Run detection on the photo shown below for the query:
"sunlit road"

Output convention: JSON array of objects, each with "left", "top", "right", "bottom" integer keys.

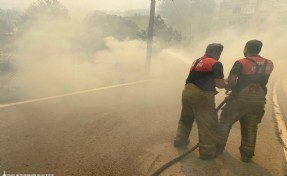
[
  {"left": 0, "top": 79, "right": 286, "bottom": 176},
  {"left": 276, "top": 76, "right": 287, "bottom": 128}
]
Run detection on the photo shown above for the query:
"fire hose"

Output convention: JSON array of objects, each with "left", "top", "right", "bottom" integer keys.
[{"left": 150, "top": 94, "right": 229, "bottom": 176}]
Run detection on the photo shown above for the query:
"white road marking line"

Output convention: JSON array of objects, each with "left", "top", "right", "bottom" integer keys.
[
  {"left": 282, "top": 76, "right": 287, "bottom": 97},
  {"left": 284, "top": 148, "right": 287, "bottom": 163},
  {"left": 0, "top": 80, "right": 149, "bottom": 108},
  {"left": 273, "top": 79, "right": 287, "bottom": 163}
]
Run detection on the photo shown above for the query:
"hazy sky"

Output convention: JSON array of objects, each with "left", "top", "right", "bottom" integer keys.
[{"left": 0, "top": 0, "right": 150, "bottom": 11}]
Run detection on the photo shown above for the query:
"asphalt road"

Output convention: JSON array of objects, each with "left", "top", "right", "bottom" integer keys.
[{"left": 0, "top": 79, "right": 286, "bottom": 176}]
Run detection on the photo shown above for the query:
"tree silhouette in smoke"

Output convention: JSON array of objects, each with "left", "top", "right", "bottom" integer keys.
[
  {"left": 23, "top": 0, "right": 68, "bottom": 21},
  {"left": 81, "top": 12, "right": 182, "bottom": 55},
  {"left": 158, "top": 0, "right": 216, "bottom": 43},
  {"left": 0, "top": 9, "right": 20, "bottom": 102},
  {"left": 87, "top": 11, "right": 140, "bottom": 41},
  {"left": 153, "top": 15, "right": 181, "bottom": 43},
  {"left": 138, "top": 15, "right": 182, "bottom": 44},
  {"left": 78, "top": 11, "right": 142, "bottom": 55},
  {"left": 0, "top": 9, "right": 21, "bottom": 49}
]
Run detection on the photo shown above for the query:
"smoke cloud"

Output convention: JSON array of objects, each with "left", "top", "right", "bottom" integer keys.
[
  {"left": 1, "top": 0, "right": 287, "bottom": 102},
  {"left": 9, "top": 15, "right": 149, "bottom": 99},
  {"left": 0, "top": 0, "right": 150, "bottom": 11}
]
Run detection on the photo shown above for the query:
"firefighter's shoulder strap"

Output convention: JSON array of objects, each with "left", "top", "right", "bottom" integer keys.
[
  {"left": 245, "top": 57, "right": 268, "bottom": 74},
  {"left": 232, "top": 58, "right": 268, "bottom": 96},
  {"left": 190, "top": 57, "right": 208, "bottom": 73}
]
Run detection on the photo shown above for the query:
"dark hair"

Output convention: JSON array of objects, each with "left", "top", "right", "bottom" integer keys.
[
  {"left": 245, "top": 40, "right": 263, "bottom": 54},
  {"left": 205, "top": 43, "right": 224, "bottom": 56}
]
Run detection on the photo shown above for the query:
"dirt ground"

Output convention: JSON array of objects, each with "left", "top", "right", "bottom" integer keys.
[{"left": 0, "top": 78, "right": 286, "bottom": 176}]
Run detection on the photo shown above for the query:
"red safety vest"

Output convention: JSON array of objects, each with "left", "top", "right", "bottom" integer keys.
[{"left": 232, "top": 56, "right": 273, "bottom": 96}]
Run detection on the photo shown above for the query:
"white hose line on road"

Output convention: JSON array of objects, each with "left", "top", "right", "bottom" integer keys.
[
  {"left": 0, "top": 80, "right": 149, "bottom": 109},
  {"left": 273, "top": 78, "right": 287, "bottom": 162}
]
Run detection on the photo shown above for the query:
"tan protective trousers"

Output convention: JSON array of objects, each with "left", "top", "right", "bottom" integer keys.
[
  {"left": 176, "top": 83, "right": 218, "bottom": 158},
  {"left": 217, "top": 96, "right": 265, "bottom": 158}
]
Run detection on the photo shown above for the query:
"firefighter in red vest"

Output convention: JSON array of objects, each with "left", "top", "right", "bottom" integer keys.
[
  {"left": 217, "top": 40, "right": 274, "bottom": 162},
  {"left": 174, "top": 43, "right": 228, "bottom": 160}
]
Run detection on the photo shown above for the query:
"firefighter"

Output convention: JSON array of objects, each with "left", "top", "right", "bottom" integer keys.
[
  {"left": 174, "top": 43, "right": 227, "bottom": 160},
  {"left": 217, "top": 40, "right": 274, "bottom": 163}
]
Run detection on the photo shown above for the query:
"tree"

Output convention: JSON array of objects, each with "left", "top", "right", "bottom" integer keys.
[
  {"left": 0, "top": 9, "right": 21, "bottom": 49},
  {"left": 154, "top": 15, "right": 182, "bottom": 43},
  {"left": 86, "top": 11, "right": 140, "bottom": 40},
  {"left": 138, "top": 15, "right": 182, "bottom": 44},
  {"left": 158, "top": 0, "right": 217, "bottom": 42},
  {"left": 79, "top": 11, "right": 142, "bottom": 54},
  {"left": 23, "top": 0, "right": 68, "bottom": 21}
]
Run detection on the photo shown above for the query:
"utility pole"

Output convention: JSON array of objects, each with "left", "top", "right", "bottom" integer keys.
[{"left": 145, "top": 0, "right": 156, "bottom": 75}]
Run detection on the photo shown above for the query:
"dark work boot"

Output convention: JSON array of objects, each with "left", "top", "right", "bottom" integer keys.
[
  {"left": 199, "top": 145, "right": 218, "bottom": 160},
  {"left": 173, "top": 122, "right": 191, "bottom": 147},
  {"left": 199, "top": 153, "right": 218, "bottom": 160},
  {"left": 241, "top": 156, "right": 252, "bottom": 163},
  {"left": 239, "top": 147, "right": 254, "bottom": 163},
  {"left": 240, "top": 152, "right": 253, "bottom": 163},
  {"left": 173, "top": 137, "right": 190, "bottom": 147},
  {"left": 216, "top": 144, "right": 225, "bottom": 155}
]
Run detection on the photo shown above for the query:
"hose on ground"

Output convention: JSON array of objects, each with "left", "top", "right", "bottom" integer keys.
[
  {"left": 151, "top": 143, "right": 199, "bottom": 176},
  {"left": 150, "top": 98, "right": 228, "bottom": 176}
]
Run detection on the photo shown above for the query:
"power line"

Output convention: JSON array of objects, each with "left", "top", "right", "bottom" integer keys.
[{"left": 171, "top": 0, "right": 185, "bottom": 19}]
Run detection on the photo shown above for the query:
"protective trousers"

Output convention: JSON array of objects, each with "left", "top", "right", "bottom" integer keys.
[
  {"left": 175, "top": 84, "right": 218, "bottom": 159},
  {"left": 217, "top": 97, "right": 265, "bottom": 159}
]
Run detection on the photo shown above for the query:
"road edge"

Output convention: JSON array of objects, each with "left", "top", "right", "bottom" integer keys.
[{"left": 272, "top": 77, "right": 287, "bottom": 167}]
